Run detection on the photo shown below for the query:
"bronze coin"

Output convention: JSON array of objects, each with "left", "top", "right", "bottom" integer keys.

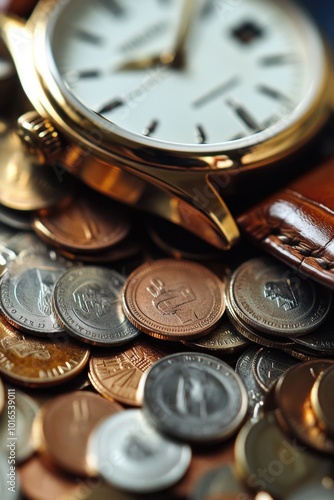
[
  {"left": 122, "top": 259, "right": 225, "bottom": 340},
  {"left": 89, "top": 337, "right": 168, "bottom": 406},
  {"left": 33, "top": 196, "right": 131, "bottom": 253},
  {"left": 275, "top": 359, "right": 334, "bottom": 454},
  {"left": 37, "top": 391, "right": 123, "bottom": 476},
  {"left": 311, "top": 364, "right": 334, "bottom": 436},
  {"left": 0, "top": 318, "right": 90, "bottom": 387}
]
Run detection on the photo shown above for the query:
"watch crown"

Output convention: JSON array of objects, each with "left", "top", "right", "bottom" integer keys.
[{"left": 16, "top": 111, "right": 62, "bottom": 165}]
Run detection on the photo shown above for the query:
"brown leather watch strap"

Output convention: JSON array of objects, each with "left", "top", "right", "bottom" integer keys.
[{"left": 237, "top": 157, "right": 334, "bottom": 289}]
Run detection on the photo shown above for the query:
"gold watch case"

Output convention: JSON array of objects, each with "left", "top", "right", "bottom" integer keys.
[{"left": 0, "top": 1, "right": 333, "bottom": 250}]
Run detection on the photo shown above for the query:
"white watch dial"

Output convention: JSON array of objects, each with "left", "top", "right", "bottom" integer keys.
[{"left": 47, "top": 0, "right": 325, "bottom": 152}]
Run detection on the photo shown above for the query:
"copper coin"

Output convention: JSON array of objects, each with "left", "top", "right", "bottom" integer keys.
[
  {"left": 37, "top": 391, "right": 122, "bottom": 476},
  {"left": 0, "top": 318, "right": 90, "bottom": 387},
  {"left": 0, "top": 129, "right": 69, "bottom": 211},
  {"left": 311, "top": 364, "right": 334, "bottom": 436},
  {"left": 89, "top": 337, "right": 168, "bottom": 406},
  {"left": 275, "top": 359, "right": 334, "bottom": 454},
  {"left": 122, "top": 259, "right": 225, "bottom": 340},
  {"left": 33, "top": 196, "right": 131, "bottom": 253}
]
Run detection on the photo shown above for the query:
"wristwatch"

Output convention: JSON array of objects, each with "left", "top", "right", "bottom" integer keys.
[{"left": 0, "top": 0, "right": 332, "bottom": 251}]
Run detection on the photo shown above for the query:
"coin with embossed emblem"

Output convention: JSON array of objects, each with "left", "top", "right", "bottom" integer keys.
[
  {"left": 87, "top": 409, "right": 192, "bottom": 493},
  {"left": 143, "top": 352, "right": 248, "bottom": 443},
  {"left": 122, "top": 259, "right": 225, "bottom": 340},
  {"left": 0, "top": 390, "right": 39, "bottom": 462},
  {"left": 275, "top": 359, "right": 334, "bottom": 454},
  {"left": 89, "top": 336, "right": 168, "bottom": 406},
  {"left": 0, "top": 255, "right": 69, "bottom": 335},
  {"left": 33, "top": 196, "right": 131, "bottom": 253},
  {"left": 291, "top": 307, "right": 334, "bottom": 355},
  {"left": 230, "top": 257, "right": 331, "bottom": 336},
  {"left": 0, "top": 317, "right": 90, "bottom": 387},
  {"left": 0, "top": 452, "right": 20, "bottom": 500},
  {"left": 36, "top": 391, "right": 122, "bottom": 476},
  {"left": 53, "top": 267, "right": 140, "bottom": 346},
  {"left": 183, "top": 317, "right": 249, "bottom": 354},
  {"left": 235, "top": 411, "right": 333, "bottom": 498},
  {"left": 251, "top": 348, "right": 298, "bottom": 393},
  {"left": 311, "top": 365, "right": 334, "bottom": 436}
]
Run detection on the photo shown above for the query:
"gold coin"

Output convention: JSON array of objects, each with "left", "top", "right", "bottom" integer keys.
[
  {"left": 311, "top": 364, "right": 334, "bottom": 436},
  {"left": 89, "top": 337, "right": 168, "bottom": 406},
  {"left": 0, "top": 318, "right": 90, "bottom": 387},
  {"left": 122, "top": 259, "right": 225, "bottom": 340}
]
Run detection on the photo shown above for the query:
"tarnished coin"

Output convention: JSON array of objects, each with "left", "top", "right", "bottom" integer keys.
[
  {"left": 53, "top": 267, "right": 140, "bottom": 346},
  {"left": 183, "top": 317, "right": 249, "bottom": 354},
  {"left": 230, "top": 257, "right": 331, "bottom": 336},
  {"left": 235, "top": 347, "right": 266, "bottom": 417},
  {"left": 89, "top": 336, "right": 168, "bottom": 406},
  {"left": 235, "top": 411, "right": 333, "bottom": 498},
  {"left": 87, "top": 409, "right": 192, "bottom": 493},
  {"left": 122, "top": 259, "right": 225, "bottom": 340},
  {"left": 311, "top": 365, "right": 334, "bottom": 436},
  {"left": 33, "top": 196, "right": 131, "bottom": 253},
  {"left": 275, "top": 359, "right": 334, "bottom": 454},
  {"left": 0, "top": 318, "right": 90, "bottom": 387},
  {"left": 192, "top": 464, "right": 254, "bottom": 500},
  {"left": 0, "top": 389, "right": 39, "bottom": 463},
  {"left": 251, "top": 348, "right": 298, "bottom": 393},
  {"left": 0, "top": 452, "right": 20, "bottom": 500},
  {"left": 0, "top": 377, "right": 4, "bottom": 415},
  {"left": 37, "top": 391, "right": 122, "bottom": 476},
  {"left": 143, "top": 352, "right": 248, "bottom": 443},
  {"left": 0, "top": 255, "right": 69, "bottom": 335}
]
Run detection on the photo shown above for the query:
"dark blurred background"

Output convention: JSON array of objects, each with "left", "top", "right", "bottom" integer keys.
[{"left": 298, "top": 0, "right": 334, "bottom": 45}]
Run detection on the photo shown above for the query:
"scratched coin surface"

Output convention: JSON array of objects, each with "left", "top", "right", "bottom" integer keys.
[
  {"left": 87, "top": 409, "right": 192, "bottom": 493},
  {"left": 251, "top": 347, "right": 298, "bottom": 393},
  {"left": 37, "top": 391, "right": 123, "bottom": 476},
  {"left": 230, "top": 257, "right": 331, "bottom": 336},
  {"left": 122, "top": 259, "right": 225, "bottom": 340},
  {"left": 0, "top": 255, "right": 68, "bottom": 335},
  {"left": 311, "top": 365, "right": 334, "bottom": 436},
  {"left": 143, "top": 352, "right": 248, "bottom": 443},
  {"left": 53, "top": 267, "right": 140, "bottom": 346},
  {"left": 275, "top": 359, "right": 334, "bottom": 454},
  {"left": 89, "top": 337, "right": 168, "bottom": 406},
  {"left": 33, "top": 196, "right": 131, "bottom": 253},
  {"left": 0, "top": 390, "right": 39, "bottom": 462},
  {"left": 0, "top": 317, "right": 90, "bottom": 387}
]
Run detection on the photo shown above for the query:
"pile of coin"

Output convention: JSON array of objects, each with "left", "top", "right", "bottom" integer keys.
[{"left": 0, "top": 119, "right": 333, "bottom": 498}]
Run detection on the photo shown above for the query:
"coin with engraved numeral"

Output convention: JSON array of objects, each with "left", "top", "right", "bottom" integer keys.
[
  {"left": 89, "top": 336, "right": 168, "bottom": 406},
  {"left": 122, "top": 259, "right": 225, "bottom": 340},
  {"left": 0, "top": 390, "right": 39, "bottom": 462},
  {"left": 87, "top": 409, "right": 192, "bottom": 493},
  {"left": 0, "top": 255, "right": 69, "bottom": 335},
  {"left": 36, "top": 391, "right": 122, "bottom": 476},
  {"left": 143, "top": 352, "right": 248, "bottom": 443},
  {"left": 275, "top": 359, "right": 334, "bottom": 454},
  {"left": 0, "top": 317, "right": 90, "bottom": 387},
  {"left": 230, "top": 257, "right": 332, "bottom": 336},
  {"left": 251, "top": 347, "right": 298, "bottom": 393},
  {"left": 235, "top": 412, "right": 333, "bottom": 499},
  {"left": 311, "top": 365, "right": 334, "bottom": 437},
  {"left": 53, "top": 267, "right": 140, "bottom": 346},
  {"left": 0, "top": 452, "right": 20, "bottom": 500}
]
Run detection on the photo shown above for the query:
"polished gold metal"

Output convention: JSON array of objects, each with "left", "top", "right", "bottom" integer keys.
[{"left": 0, "top": 5, "right": 332, "bottom": 249}]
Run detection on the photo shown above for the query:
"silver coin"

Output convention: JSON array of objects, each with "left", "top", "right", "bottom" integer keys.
[
  {"left": 87, "top": 409, "right": 191, "bottom": 493},
  {"left": 0, "top": 205, "right": 33, "bottom": 230},
  {"left": 291, "top": 307, "right": 334, "bottom": 355},
  {"left": 192, "top": 464, "right": 253, "bottom": 500},
  {"left": 0, "top": 255, "right": 69, "bottom": 335},
  {"left": 235, "top": 347, "right": 266, "bottom": 417},
  {"left": 52, "top": 266, "right": 140, "bottom": 346},
  {"left": 0, "top": 451, "right": 20, "bottom": 500},
  {"left": 183, "top": 316, "right": 249, "bottom": 354},
  {"left": 252, "top": 347, "right": 298, "bottom": 393},
  {"left": 0, "top": 389, "right": 39, "bottom": 463},
  {"left": 231, "top": 257, "right": 332, "bottom": 336},
  {"left": 143, "top": 352, "right": 248, "bottom": 443}
]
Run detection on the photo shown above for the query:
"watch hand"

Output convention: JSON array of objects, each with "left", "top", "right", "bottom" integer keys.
[{"left": 115, "top": 0, "right": 195, "bottom": 71}]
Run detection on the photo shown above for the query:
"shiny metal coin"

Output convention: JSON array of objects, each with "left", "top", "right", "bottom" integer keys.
[
  {"left": 0, "top": 389, "right": 39, "bottom": 463},
  {"left": 87, "top": 409, "right": 192, "bottom": 493},
  {"left": 0, "top": 204, "right": 33, "bottom": 230},
  {"left": 53, "top": 267, "right": 140, "bottom": 346},
  {"left": 230, "top": 257, "right": 331, "bottom": 336},
  {"left": 251, "top": 347, "right": 298, "bottom": 393},
  {"left": 291, "top": 307, "right": 334, "bottom": 355},
  {"left": 143, "top": 352, "right": 248, "bottom": 443},
  {"left": 235, "top": 347, "right": 266, "bottom": 417},
  {"left": 0, "top": 452, "right": 20, "bottom": 500},
  {"left": 311, "top": 364, "right": 334, "bottom": 436},
  {"left": 0, "top": 255, "right": 68, "bottom": 335}
]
